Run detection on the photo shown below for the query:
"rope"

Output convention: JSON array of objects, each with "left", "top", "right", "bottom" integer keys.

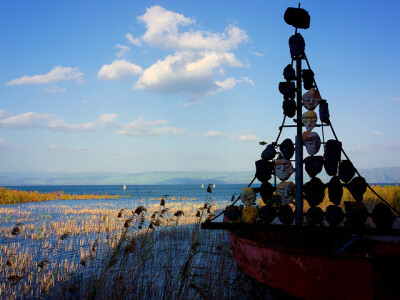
[{"left": 303, "top": 54, "right": 399, "bottom": 216}]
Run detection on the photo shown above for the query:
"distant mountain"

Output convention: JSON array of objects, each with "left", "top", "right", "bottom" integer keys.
[{"left": 0, "top": 167, "right": 399, "bottom": 186}]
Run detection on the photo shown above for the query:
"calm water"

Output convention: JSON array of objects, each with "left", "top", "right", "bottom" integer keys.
[{"left": 3, "top": 184, "right": 260, "bottom": 203}]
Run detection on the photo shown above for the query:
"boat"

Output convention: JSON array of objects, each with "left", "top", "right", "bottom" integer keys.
[
  {"left": 202, "top": 5, "right": 400, "bottom": 300},
  {"left": 123, "top": 185, "right": 126, "bottom": 190}
]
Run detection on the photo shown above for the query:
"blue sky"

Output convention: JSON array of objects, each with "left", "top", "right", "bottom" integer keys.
[{"left": 0, "top": 0, "right": 399, "bottom": 174}]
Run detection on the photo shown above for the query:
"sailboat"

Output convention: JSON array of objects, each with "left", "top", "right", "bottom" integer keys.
[
  {"left": 123, "top": 185, "right": 126, "bottom": 191},
  {"left": 202, "top": 6, "right": 400, "bottom": 300}
]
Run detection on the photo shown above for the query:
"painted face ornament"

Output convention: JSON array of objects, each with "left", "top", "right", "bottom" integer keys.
[
  {"left": 302, "top": 131, "right": 321, "bottom": 155},
  {"left": 276, "top": 181, "right": 295, "bottom": 204},
  {"left": 240, "top": 187, "right": 256, "bottom": 206},
  {"left": 274, "top": 159, "right": 294, "bottom": 181},
  {"left": 302, "top": 111, "right": 318, "bottom": 131},
  {"left": 302, "top": 89, "right": 321, "bottom": 110}
]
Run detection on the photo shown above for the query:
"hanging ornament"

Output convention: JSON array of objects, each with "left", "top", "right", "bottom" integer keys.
[
  {"left": 260, "top": 182, "right": 274, "bottom": 204},
  {"left": 304, "top": 155, "right": 324, "bottom": 178},
  {"left": 240, "top": 187, "right": 257, "bottom": 206},
  {"left": 302, "top": 131, "right": 321, "bottom": 155},
  {"left": 279, "top": 81, "right": 296, "bottom": 99},
  {"left": 276, "top": 181, "right": 295, "bottom": 204},
  {"left": 259, "top": 205, "right": 277, "bottom": 224},
  {"left": 327, "top": 176, "right": 343, "bottom": 205},
  {"left": 284, "top": 7, "right": 311, "bottom": 29},
  {"left": 283, "top": 99, "right": 296, "bottom": 118},
  {"left": 289, "top": 33, "right": 305, "bottom": 58},
  {"left": 242, "top": 206, "right": 258, "bottom": 223},
  {"left": 255, "top": 159, "right": 274, "bottom": 183},
  {"left": 319, "top": 100, "right": 330, "bottom": 124},
  {"left": 280, "top": 138, "right": 295, "bottom": 160},
  {"left": 302, "top": 89, "right": 321, "bottom": 110},
  {"left": 371, "top": 203, "right": 395, "bottom": 229},
  {"left": 304, "top": 177, "right": 326, "bottom": 206},
  {"left": 325, "top": 205, "right": 344, "bottom": 226},
  {"left": 305, "top": 207, "right": 324, "bottom": 226},
  {"left": 338, "top": 160, "right": 356, "bottom": 183},
  {"left": 278, "top": 204, "right": 294, "bottom": 225},
  {"left": 324, "top": 140, "right": 342, "bottom": 176},
  {"left": 274, "top": 159, "right": 294, "bottom": 181},
  {"left": 346, "top": 176, "right": 367, "bottom": 202},
  {"left": 261, "top": 144, "right": 276, "bottom": 160},
  {"left": 344, "top": 202, "right": 369, "bottom": 226},
  {"left": 301, "top": 69, "right": 315, "bottom": 90},
  {"left": 283, "top": 64, "right": 296, "bottom": 81},
  {"left": 302, "top": 111, "right": 318, "bottom": 131}
]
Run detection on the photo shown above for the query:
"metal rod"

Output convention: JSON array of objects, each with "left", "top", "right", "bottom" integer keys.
[
  {"left": 295, "top": 57, "right": 303, "bottom": 225},
  {"left": 281, "top": 124, "right": 329, "bottom": 128}
]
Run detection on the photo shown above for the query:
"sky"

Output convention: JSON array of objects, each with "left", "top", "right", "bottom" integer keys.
[{"left": 0, "top": 0, "right": 399, "bottom": 174}]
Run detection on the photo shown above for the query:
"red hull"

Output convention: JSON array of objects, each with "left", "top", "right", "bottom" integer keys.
[{"left": 228, "top": 231, "right": 400, "bottom": 300}]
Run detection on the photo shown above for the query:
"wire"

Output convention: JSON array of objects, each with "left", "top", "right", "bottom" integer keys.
[{"left": 303, "top": 54, "right": 399, "bottom": 216}]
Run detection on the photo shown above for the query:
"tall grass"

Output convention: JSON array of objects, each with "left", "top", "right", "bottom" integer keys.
[
  {"left": 0, "top": 187, "right": 124, "bottom": 204},
  {"left": 0, "top": 196, "right": 249, "bottom": 299},
  {"left": 316, "top": 184, "right": 400, "bottom": 213}
]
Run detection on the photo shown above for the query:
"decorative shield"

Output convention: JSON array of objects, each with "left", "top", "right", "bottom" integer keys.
[
  {"left": 346, "top": 176, "right": 367, "bottom": 202},
  {"left": 289, "top": 33, "right": 305, "bottom": 58},
  {"left": 304, "top": 177, "right": 326, "bottom": 206},
  {"left": 327, "top": 176, "right": 343, "bottom": 205},
  {"left": 371, "top": 203, "right": 395, "bottom": 229},
  {"left": 284, "top": 7, "right": 311, "bottom": 29},
  {"left": 261, "top": 144, "right": 276, "bottom": 160},
  {"left": 304, "top": 155, "right": 324, "bottom": 178},
  {"left": 325, "top": 205, "right": 344, "bottom": 226},
  {"left": 280, "top": 138, "right": 295, "bottom": 160},
  {"left": 259, "top": 205, "right": 277, "bottom": 225}
]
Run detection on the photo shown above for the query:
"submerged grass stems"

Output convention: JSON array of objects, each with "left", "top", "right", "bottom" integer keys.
[{"left": 0, "top": 195, "right": 247, "bottom": 299}]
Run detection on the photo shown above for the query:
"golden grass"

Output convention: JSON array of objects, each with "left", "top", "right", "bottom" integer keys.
[
  {"left": 0, "top": 187, "right": 126, "bottom": 204},
  {"left": 315, "top": 184, "right": 400, "bottom": 213}
]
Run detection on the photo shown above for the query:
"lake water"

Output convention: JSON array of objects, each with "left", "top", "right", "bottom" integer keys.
[{"left": 2, "top": 184, "right": 260, "bottom": 204}]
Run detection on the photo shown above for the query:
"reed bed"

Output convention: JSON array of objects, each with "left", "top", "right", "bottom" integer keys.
[
  {"left": 0, "top": 187, "right": 125, "bottom": 204},
  {"left": 0, "top": 194, "right": 251, "bottom": 299},
  {"left": 314, "top": 184, "right": 400, "bottom": 213}
]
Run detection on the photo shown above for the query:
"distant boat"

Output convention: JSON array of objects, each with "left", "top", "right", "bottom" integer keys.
[
  {"left": 123, "top": 185, "right": 126, "bottom": 190},
  {"left": 213, "top": 184, "right": 216, "bottom": 188},
  {"left": 201, "top": 184, "right": 204, "bottom": 188}
]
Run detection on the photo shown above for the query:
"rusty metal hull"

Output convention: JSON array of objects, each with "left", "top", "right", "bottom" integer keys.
[{"left": 228, "top": 231, "right": 400, "bottom": 300}]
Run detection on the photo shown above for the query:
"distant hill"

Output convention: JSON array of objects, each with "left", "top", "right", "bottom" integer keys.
[{"left": 0, "top": 167, "right": 399, "bottom": 186}]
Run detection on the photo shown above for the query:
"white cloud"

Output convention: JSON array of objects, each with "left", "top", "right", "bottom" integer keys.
[
  {"left": 0, "top": 138, "right": 19, "bottom": 150},
  {"left": 384, "top": 140, "right": 400, "bottom": 150},
  {"left": 47, "top": 144, "right": 90, "bottom": 155},
  {"left": 43, "top": 86, "right": 67, "bottom": 93},
  {"left": 125, "top": 33, "right": 142, "bottom": 47},
  {"left": 350, "top": 145, "right": 373, "bottom": 154},
  {"left": 249, "top": 50, "right": 264, "bottom": 57},
  {"left": 5, "top": 66, "right": 85, "bottom": 86},
  {"left": 116, "top": 116, "right": 187, "bottom": 136},
  {"left": 115, "top": 44, "right": 131, "bottom": 58},
  {"left": 201, "top": 131, "right": 223, "bottom": 137},
  {"left": 137, "top": 5, "right": 248, "bottom": 51},
  {"left": 389, "top": 96, "right": 399, "bottom": 103},
  {"left": 98, "top": 60, "right": 143, "bottom": 80},
  {"left": 0, "top": 109, "right": 10, "bottom": 119},
  {"left": 99, "top": 5, "right": 251, "bottom": 99},
  {"left": 0, "top": 112, "right": 56, "bottom": 129},
  {"left": 229, "top": 134, "right": 259, "bottom": 142},
  {"left": 46, "top": 113, "right": 117, "bottom": 132},
  {"left": 214, "top": 77, "right": 254, "bottom": 93},
  {"left": 134, "top": 51, "right": 245, "bottom": 96},
  {"left": 372, "top": 131, "right": 381, "bottom": 136}
]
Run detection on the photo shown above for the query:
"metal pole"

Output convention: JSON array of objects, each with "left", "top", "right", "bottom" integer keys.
[{"left": 295, "top": 57, "right": 303, "bottom": 225}]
